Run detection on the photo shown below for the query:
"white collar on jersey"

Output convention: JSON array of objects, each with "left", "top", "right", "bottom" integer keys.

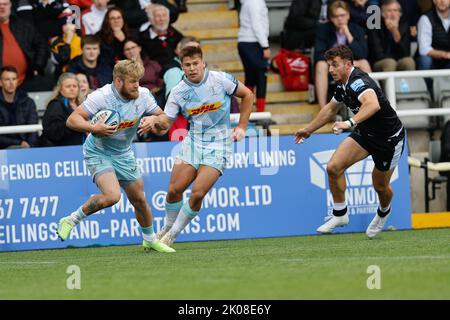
[
  {"left": 183, "top": 68, "right": 210, "bottom": 87},
  {"left": 344, "top": 67, "right": 356, "bottom": 88}
]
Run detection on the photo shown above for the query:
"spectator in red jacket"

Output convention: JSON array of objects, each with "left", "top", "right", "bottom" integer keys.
[{"left": 0, "top": 0, "right": 51, "bottom": 91}]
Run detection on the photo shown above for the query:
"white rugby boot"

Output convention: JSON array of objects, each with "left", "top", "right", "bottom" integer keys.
[
  {"left": 366, "top": 211, "right": 391, "bottom": 239},
  {"left": 317, "top": 214, "right": 349, "bottom": 234}
]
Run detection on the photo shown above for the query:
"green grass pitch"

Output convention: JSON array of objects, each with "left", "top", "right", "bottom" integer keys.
[{"left": 1, "top": 228, "right": 450, "bottom": 299}]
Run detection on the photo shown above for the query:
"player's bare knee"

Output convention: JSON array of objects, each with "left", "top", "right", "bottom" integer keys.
[
  {"left": 131, "top": 196, "right": 148, "bottom": 212},
  {"left": 104, "top": 193, "right": 121, "bottom": 207},
  {"left": 327, "top": 162, "right": 344, "bottom": 178},
  {"left": 373, "top": 182, "right": 391, "bottom": 196},
  {"left": 167, "top": 187, "right": 183, "bottom": 202},
  {"left": 189, "top": 191, "right": 206, "bottom": 208}
]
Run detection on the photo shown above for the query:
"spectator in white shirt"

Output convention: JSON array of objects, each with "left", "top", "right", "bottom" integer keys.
[
  {"left": 417, "top": 0, "right": 450, "bottom": 70},
  {"left": 237, "top": 0, "right": 270, "bottom": 112},
  {"left": 81, "top": 0, "right": 109, "bottom": 35}
]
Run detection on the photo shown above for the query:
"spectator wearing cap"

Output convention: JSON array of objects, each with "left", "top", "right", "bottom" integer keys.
[{"left": 50, "top": 9, "right": 83, "bottom": 78}]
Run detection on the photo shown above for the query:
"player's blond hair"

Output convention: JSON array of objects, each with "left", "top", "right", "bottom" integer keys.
[{"left": 113, "top": 59, "right": 145, "bottom": 81}]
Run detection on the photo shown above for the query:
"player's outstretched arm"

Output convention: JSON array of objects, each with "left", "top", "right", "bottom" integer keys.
[
  {"left": 67, "top": 105, "right": 117, "bottom": 136},
  {"left": 232, "top": 82, "right": 254, "bottom": 141},
  {"left": 295, "top": 99, "right": 340, "bottom": 144}
]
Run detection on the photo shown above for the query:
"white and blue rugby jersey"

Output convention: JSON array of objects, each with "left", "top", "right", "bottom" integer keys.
[
  {"left": 165, "top": 69, "right": 238, "bottom": 145},
  {"left": 83, "top": 83, "right": 159, "bottom": 155}
]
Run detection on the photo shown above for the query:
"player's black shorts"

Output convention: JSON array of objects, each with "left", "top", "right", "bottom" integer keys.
[{"left": 349, "top": 127, "right": 405, "bottom": 171}]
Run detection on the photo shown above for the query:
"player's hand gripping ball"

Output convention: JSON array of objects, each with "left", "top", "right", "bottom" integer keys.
[{"left": 90, "top": 109, "right": 121, "bottom": 137}]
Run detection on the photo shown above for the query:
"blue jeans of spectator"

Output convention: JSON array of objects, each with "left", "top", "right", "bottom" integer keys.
[
  {"left": 417, "top": 55, "right": 433, "bottom": 70},
  {"left": 417, "top": 54, "right": 450, "bottom": 70}
]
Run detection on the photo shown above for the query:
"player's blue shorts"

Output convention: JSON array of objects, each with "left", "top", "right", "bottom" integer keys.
[
  {"left": 177, "top": 135, "right": 231, "bottom": 175},
  {"left": 84, "top": 149, "right": 141, "bottom": 186}
]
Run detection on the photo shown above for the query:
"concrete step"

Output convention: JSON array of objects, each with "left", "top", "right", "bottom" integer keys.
[
  {"left": 202, "top": 41, "right": 239, "bottom": 62},
  {"left": 236, "top": 73, "right": 285, "bottom": 92},
  {"left": 266, "top": 91, "right": 308, "bottom": 104},
  {"left": 266, "top": 103, "right": 320, "bottom": 115},
  {"left": 187, "top": 2, "right": 228, "bottom": 12},
  {"left": 173, "top": 10, "right": 238, "bottom": 31},
  {"left": 266, "top": 104, "right": 320, "bottom": 125},
  {"left": 208, "top": 60, "right": 243, "bottom": 73},
  {"left": 184, "top": 27, "right": 239, "bottom": 40},
  {"left": 270, "top": 123, "right": 333, "bottom": 136}
]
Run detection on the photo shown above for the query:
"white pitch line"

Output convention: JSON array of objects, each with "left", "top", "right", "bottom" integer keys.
[
  {"left": 0, "top": 261, "right": 59, "bottom": 265},
  {"left": 281, "top": 255, "right": 450, "bottom": 262}
]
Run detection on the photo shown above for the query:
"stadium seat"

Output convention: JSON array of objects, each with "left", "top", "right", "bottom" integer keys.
[
  {"left": 29, "top": 91, "right": 53, "bottom": 118},
  {"left": 424, "top": 139, "right": 448, "bottom": 212},
  {"left": 433, "top": 76, "right": 450, "bottom": 123},
  {"left": 394, "top": 77, "right": 433, "bottom": 129}
]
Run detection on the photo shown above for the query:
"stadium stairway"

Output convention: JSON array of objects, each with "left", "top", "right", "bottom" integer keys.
[{"left": 174, "top": 0, "right": 328, "bottom": 136}]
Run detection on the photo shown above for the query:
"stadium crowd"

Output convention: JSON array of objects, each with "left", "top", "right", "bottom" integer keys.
[{"left": 0, "top": 0, "right": 449, "bottom": 149}]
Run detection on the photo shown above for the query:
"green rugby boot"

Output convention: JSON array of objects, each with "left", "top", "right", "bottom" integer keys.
[
  {"left": 57, "top": 217, "right": 74, "bottom": 241},
  {"left": 143, "top": 239, "right": 176, "bottom": 253}
]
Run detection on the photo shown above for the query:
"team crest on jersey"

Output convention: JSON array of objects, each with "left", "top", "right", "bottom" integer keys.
[
  {"left": 350, "top": 79, "right": 365, "bottom": 92},
  {"left": 188, "top": 101, "right": 221, "bottom": 116},
  {"left": 117, "top": 118, "right": 138, "bottom": 130}
]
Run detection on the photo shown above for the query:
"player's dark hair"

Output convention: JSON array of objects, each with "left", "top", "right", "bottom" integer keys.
[
  {"left": 324, "top": 45, "right": 354, "bottom": 63},
  {"left": 180, "top": 46, "right": 203, "bottom": 62},
  {"left": 81, "top": 35, "right": 101, "bottom": 48},
  {"left": 0, "top": 65, "right": 18, "bottom": 76}
]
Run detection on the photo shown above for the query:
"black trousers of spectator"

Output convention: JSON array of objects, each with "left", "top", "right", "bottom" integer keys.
[
  {"left": 237, "top": 42, "right": 268, "bottom": 112},
  {"left": 283, "top": 28, "right": 316, "bottom": 50}
]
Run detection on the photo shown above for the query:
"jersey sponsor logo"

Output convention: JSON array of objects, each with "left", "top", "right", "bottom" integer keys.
[
  {"left": 188, "top": 101, "right": 222, "bottom": 116},
  {"left": 117, "top": 118, "right": 138, "bottom": 130},
  {"left": 350, "top": 79, "right": 365, "bottom": 92}
]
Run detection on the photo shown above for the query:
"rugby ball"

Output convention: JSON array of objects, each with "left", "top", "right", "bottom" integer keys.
[
  {"left": 91, "top": 109, "right": 121, "bottom": 126},
  {"left": 90, "top": 109, "right": 121, "bottom": 136}
]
